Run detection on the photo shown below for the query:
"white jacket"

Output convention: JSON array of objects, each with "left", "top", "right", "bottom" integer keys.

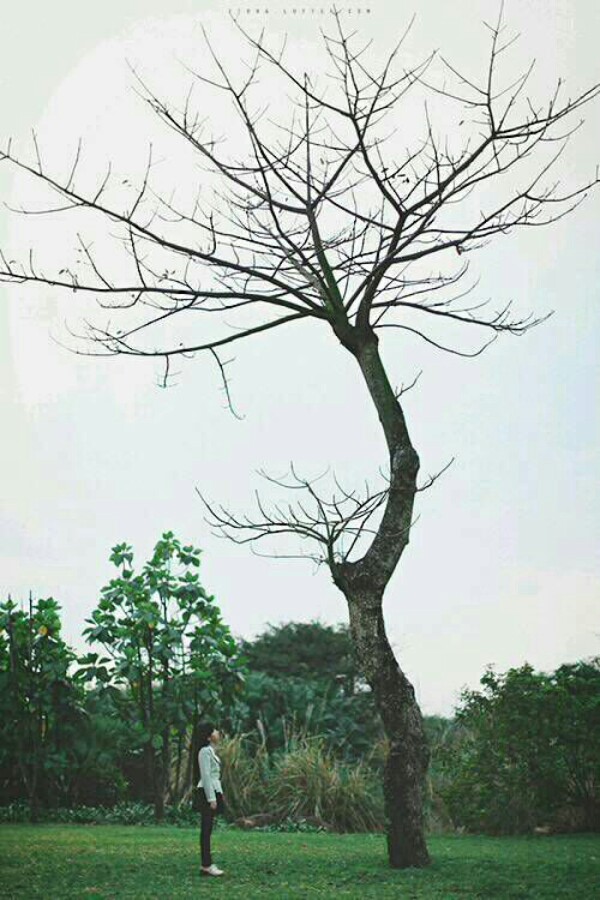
[{"left": 197, "top": 745, "right": 223, "bottom": 803}]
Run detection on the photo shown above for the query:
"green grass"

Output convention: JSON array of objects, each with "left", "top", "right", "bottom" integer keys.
[{"left": 0, "top": 826, "right": 598, "bottom": 899}]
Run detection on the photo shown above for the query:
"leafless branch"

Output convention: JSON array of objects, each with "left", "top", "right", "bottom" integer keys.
[{"left": 1, "top": 9, "right": 597, "bottom": 572}]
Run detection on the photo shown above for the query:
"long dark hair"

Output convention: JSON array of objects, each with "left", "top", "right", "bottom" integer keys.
[
  {"left": 191, "top": 721, "right": 215, "bottom": 786},
  {"left": 197, "top": 722, "right": 215, "bottom": 747}
]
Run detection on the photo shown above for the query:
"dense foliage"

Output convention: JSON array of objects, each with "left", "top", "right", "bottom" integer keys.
[
  {"left": 239, "top": 621, "right": 361, "bottom": 689},
  {"left": 437, "top": 660, "right": 600, "bottom": 834},
  {"left": 0, "top": 596, "right": 86, "bottom": 819},
  {"left": 228, "top": 620, "right": 383, "bottom": 761},
  {"left": 0, "top": 534, "right": 245, "bottom": 821},
  {"left": 78, "top": 532, "right": 245, "bottom": 819},
  {"left": 1, "top": 560, "right": 598, "bottom": 835}
]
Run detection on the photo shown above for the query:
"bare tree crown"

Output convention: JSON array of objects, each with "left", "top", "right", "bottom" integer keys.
[
  {"left": 1, "top": 9, "right": 598, "bottom": 568},
  {"left": 2, "top": 10, "right": 597, "bottom": 376}
]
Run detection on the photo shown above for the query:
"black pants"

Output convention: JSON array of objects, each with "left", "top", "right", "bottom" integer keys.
[{"left": 199, "top": 791, "right": 224, "bottom": 867}]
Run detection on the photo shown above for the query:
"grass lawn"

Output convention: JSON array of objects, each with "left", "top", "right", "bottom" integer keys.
[{"left": 0, "top": 826, "right": 598, "bottom": 899}]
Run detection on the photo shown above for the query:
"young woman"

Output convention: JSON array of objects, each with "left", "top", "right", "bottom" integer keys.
[{"left": 196, "top": 722, "right": 225, "bottom": 877}]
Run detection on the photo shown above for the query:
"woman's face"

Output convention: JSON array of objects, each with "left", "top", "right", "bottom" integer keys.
[{"left": 210, "top": 729, "right": 220, "bottom": 744}]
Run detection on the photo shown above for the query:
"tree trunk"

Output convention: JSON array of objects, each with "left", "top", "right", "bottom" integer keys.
[
  {"left": 154, "top": 770, "right": 165, "bottom": 822},
  {"left": 153, "top": 738, "right": 166, "bottom": 822},
  {"left": 346, "top": 594, "right": 430, "bottom": 868},
  {"left": 28, "top": 769, "right": 40, "bottom": 824},
  {"left": 173, "top": 731, "right": 183, "bottom": 803},
  {"left": 142, "top": 740, "right": 162, "bottom": 821},
  {"left": 156, "top": 729, "right": 170, "bottom": 820},
  {"left": 330, "top": 324, "right": 431, "bottom": 867}
]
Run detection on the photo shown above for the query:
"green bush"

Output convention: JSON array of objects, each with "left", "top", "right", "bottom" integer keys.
[
  {"left": 250, "top": 816, "right": 332, "bottom": 833},
  {"left": 225, "top": 670, "right": 383, "bottom": 761},
  {"left": 0, "top": 801, "right": 203, "bottom": 827},
  {"left": 437, "top": 660, "right": 600, "bottom": 835}
]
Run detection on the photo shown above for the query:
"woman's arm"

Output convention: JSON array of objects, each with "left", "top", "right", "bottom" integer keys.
[{"left": 198, "top": 747, "right": 216, "bottom": 803}]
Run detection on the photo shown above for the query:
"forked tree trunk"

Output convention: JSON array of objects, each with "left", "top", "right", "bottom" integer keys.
[{"left": 331, "top": 323, "right": 431, "bottom": 868}]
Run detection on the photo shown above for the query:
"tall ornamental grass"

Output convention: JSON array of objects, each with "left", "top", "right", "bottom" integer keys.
[
  {"left": 216, "top": 724, "right": 384, "bottom": 832},
  {"left": 269, "top": 736, "right": 383, "bottom": 832}
]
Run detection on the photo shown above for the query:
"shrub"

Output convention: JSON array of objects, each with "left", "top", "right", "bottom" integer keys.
[
  {"left": 268, "top": 735, "right": 384, "bottom": 832},
  {"left": 206, "top": 727, "right": 385, "bottom": 832},
  {"left": 215, "top": 731, "right": 271, "bottom": 819},
  {"left": 0, "top": 801, "right": 204, "bottom": 827},
  {"left": 437, "top": 660, "right": 600, "bottom": 835}
]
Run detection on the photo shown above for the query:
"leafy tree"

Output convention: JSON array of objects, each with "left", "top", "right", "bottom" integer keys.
[
  {"left": 2, "top": 10, "right": 599, "bottom": 865},
  {"left": 80, "top": 532, "right": 245, "bottom": 820},
  {"left": 552, "top": 660, "right": 600, "bottom": 830},
  {"left": 226, "top": 670, "right": 383, "bottom": 762},
  {"left": 233, "top": 621, "right": 381, "bottom": 760},
  {"left": 0, "top": 595, "right": 83, "bottom": 820},
  {"left": 65, "top": 686, "right": 130, "bottom": 808},
  {"left": 439, "top": 660, "right": 600, "bottom": 835},
  {"left": 239, "top": 621, "right": 361, "bottom": 693}
]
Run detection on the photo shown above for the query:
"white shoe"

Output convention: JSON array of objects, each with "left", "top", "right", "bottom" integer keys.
[{"left": 201, "top": 864, "right": 224, "bottom": 876}]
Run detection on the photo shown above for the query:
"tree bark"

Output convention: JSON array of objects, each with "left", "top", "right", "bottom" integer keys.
[
  {"left": 346, "top": 595, "right": 430, "bottom": 867},
  {"left": 331, "top": 324, "right": 431, "bottom": 868}
]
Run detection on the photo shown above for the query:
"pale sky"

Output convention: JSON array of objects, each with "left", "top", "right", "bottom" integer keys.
[{"left": 1, "top": 1, "right": 598, "bottom": 716}]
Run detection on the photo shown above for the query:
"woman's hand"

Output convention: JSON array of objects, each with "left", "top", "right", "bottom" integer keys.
[{"left": 210, "top": 800, "right": 217, "bottom": 810}]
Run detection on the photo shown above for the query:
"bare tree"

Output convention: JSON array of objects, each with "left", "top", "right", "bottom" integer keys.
[{"left": 1, "top": 8, "right": 598, "bottom": 867}]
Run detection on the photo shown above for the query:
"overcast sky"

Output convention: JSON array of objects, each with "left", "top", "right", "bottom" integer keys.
[{"left": 1, "top": 0, "right": 598, "bottom": 716}]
